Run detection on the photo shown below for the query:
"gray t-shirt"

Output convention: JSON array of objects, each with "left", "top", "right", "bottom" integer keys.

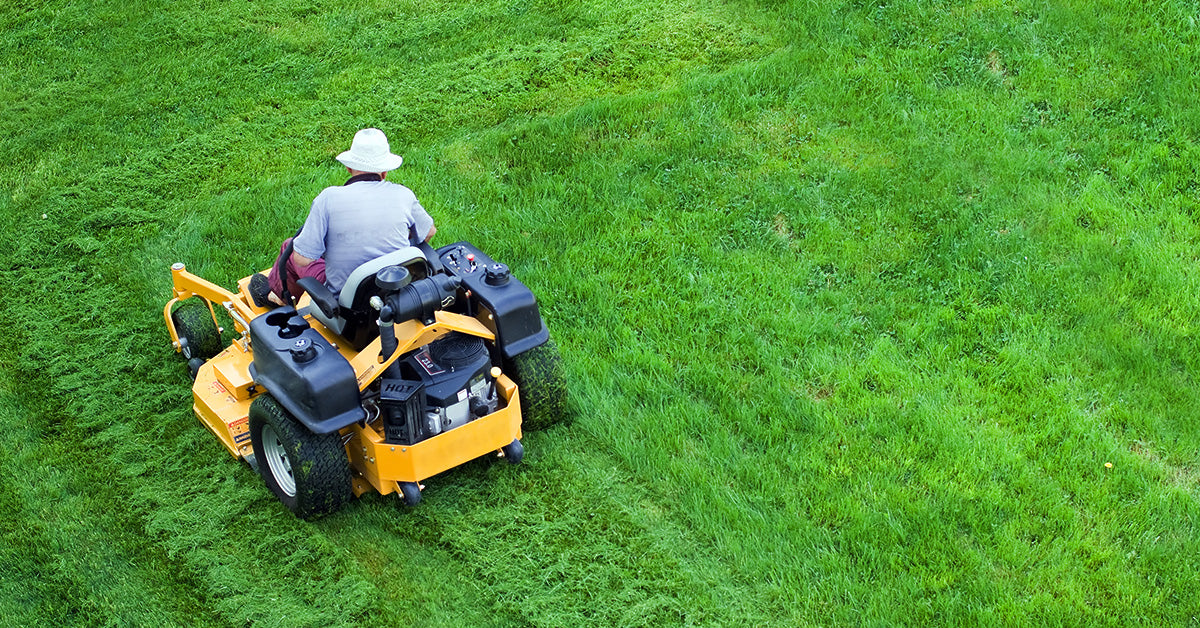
[{"left": 292, "top": 179, "right": 435, "bottom": 294}]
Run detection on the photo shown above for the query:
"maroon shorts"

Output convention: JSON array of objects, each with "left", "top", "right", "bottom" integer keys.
[{"left": 267, "top": 237, "right": 327, "bottom": 301}]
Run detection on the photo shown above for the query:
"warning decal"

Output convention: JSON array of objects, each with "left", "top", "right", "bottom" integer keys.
[{"left": 230, "top": 417, "right": 251, "bottom": 444}]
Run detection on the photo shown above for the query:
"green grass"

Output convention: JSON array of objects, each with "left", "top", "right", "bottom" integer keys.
[{"left": 3, "top": 0, "right": 1200, "bottom": 625}]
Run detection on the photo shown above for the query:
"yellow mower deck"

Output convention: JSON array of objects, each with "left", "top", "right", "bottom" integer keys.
[{"left": 166, "top": 263, "right": 523, "bottom": 499}]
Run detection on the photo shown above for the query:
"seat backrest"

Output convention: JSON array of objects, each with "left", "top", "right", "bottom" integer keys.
[
  {"left": 337, "top": 246, "right": 428, "bottom": 308},
  {"left": 309, "top": 246, "right": 430, "bottom": 349}
]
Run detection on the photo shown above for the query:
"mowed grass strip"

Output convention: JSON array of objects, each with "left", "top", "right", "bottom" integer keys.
[{"left": 2, "top": 0, "right": 1200, "bottom": 626}]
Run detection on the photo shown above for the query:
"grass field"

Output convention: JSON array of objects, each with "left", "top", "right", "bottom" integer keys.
[{"left": 2, "top": 0, "right": 1200, "bottom": 625}]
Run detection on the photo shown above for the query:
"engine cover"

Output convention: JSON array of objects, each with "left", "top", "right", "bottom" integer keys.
[{"left": 380, "top": 332, "right": 498, "bottom": 444}]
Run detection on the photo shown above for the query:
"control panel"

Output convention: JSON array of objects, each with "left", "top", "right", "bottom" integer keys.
[{"left": 436, "top": 241, "right": 549, "bottom": 359}]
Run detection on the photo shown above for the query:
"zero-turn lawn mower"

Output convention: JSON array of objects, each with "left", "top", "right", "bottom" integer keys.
[{"left": 164, "top": 240, "right": 565, "bottom": 518}]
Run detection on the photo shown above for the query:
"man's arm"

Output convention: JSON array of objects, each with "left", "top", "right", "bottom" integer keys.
[
  {"left": 291, "top": 192, "right": 329, "bottom": 267},
  {"left": 291, "top": 250, "right": 318, "bottom": 268},
  {"left": 411, "top": 197, "right": 436, "bottom": 244}
]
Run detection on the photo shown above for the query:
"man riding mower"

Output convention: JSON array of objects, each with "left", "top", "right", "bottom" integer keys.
[{"left": 164, "top": 240, "right": 566, "bottom": 518}]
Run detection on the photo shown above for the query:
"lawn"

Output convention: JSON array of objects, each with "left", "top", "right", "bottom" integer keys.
[{"left": 1, "top": 0, "right": 1198, "bottom": 625}]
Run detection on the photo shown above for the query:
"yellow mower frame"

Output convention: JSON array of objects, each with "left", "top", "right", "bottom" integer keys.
[{"left": 165, "top": 263, "right": 523, "bottom": 503}]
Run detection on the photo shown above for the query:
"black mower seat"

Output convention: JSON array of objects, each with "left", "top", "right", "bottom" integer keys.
[{"left": 307, "top": 246, "right": 431, "bottom": 348}]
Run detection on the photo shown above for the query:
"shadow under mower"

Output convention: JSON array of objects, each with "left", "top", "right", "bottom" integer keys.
[{"left": 164, "top": 241, "right": 566, "bottom": 518}]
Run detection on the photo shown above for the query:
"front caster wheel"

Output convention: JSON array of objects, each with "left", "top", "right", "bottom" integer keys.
[
  {"left": 501, "top": 439, "right": 524, "bottom": 464},
  {"left": 172, "top": 300, "right": 222, "bottom": 362},
  {"left": 399, "top": 481, "right": 421, "bottom": 506},
  {"left": 186, "top": 357, "right": 204, "bottom": 380}
]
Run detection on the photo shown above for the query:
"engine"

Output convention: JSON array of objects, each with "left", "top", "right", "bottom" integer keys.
[{"left": 378, "top": 332, "right": 500, "bottom": 445}]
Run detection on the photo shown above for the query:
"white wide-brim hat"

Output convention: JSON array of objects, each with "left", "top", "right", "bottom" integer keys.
[{"left": 336, "top": 128, "right": 404, "bottom": 172}]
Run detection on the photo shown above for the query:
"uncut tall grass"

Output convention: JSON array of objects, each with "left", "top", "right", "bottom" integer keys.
[{"left": 2, "top": 0, "right": 1199, "bottom": 626}]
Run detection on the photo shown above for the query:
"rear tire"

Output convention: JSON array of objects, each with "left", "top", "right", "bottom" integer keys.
[
  {"left": 248, "top": 395, "right": 352, "bottom": 519},
  {"left": 505, "top": 340, "right": 568, "bottom": 430},
  {"left": 172, "top": 300, "right": 222, "bottom": 361}
]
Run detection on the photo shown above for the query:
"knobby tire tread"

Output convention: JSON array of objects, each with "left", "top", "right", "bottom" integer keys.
[
  {"left": 172, "top": 300, "right": 222, "bottom": 360},
  {"left": 249, "top": 395, "right": 352, "bottom": 519},
  {"left": 506, "top": 340, "right": 569, "bottom": 431}
]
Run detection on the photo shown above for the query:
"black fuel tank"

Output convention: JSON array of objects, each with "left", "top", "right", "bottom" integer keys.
[{"left": 248, "top": 308, "right": 364, "bottom": 433}]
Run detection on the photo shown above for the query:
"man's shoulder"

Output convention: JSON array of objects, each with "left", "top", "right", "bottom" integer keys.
[
  {"left": 379, "top": 180, "right": 415, "bottom": 195},
  {"left": 312, "top": 184, "right": 345, "bottom": 203},
  {"left": 312, "top": 180, "right": 416, "bottom": 211}
]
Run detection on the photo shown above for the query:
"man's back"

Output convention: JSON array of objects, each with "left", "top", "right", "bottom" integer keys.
[{"left": 292, "top": 178, "right": 435, "bottom": 295}]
